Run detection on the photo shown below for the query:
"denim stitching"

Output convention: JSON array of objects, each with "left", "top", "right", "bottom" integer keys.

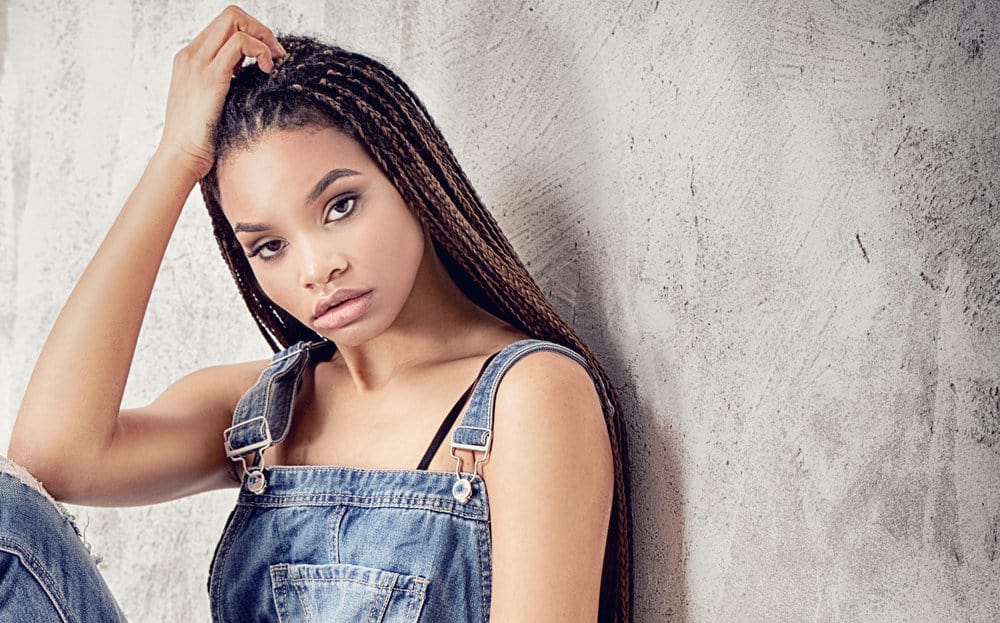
[
  {"left": 239, "top": 498, "right": 487, "bottom": 521},
  {"left": 270, "top": 566, "right": 290, "bottom": 623},
  {"left": 368, "top": 582, "right": 389, "bottom": 623},
  {"left": 239, "top": 491, "right": 484, "bottom": 507},
  {"left": 265, "top": 348, "right": 310, "bottom": 446},
  {"left": 0, "top": 459, "right": 102, "bottom": 569},
  {"left": 211, "top": 506, "right": 253, "bottom": 621},
  {"left": 242, "top": 489, "right": 482, "bottom": 505},
  {"left": 476, "top": 519, "right": 493, "bottom": 623},
  {"left": 286, "top": 577, "right": 392, "bottom": 587},
  {"left": 292, "top": 576, "right": 317, "bottom": 623},
  {"left": 275, "top": 575, "right": 428, "bottom": 594},
  {"left": 241, "top": 491, "right": 482, "bottom": 507},
  {"left": 326, "top": 506, "right": 346, "bottom": 563},
  {"left": 224, "top": 344, "right": 313, "bottom": 474},
  {"left": 0, "top": 540, "right": 72, "bottom": 622},
  {"left": 453, "top": 341, "right": 591, "bottom": 439},
  {"left": 481, "top": 343, "right": 587, "bottom": 429},
  {"left": 402, "top": 579, "right": 429, "bottom": 621},
  {"left": 239, "top": 488, "right": 488, "bottom": 511},
  {"left": 259, "top": 368, "right": 282, "bottom": 446}
]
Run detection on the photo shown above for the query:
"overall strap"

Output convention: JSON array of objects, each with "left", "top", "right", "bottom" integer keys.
[
  {"left": 448, "top": 339, "right": 604, "bottom": 485},
  {"left": 222, "top": 339, "right": 332, "bottom": 493},
  {"left": 415, "top": 351, "right": 502, "bottom": 471}
]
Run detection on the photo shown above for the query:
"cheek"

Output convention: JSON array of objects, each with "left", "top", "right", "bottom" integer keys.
[
  {"left": 252, "top": 269, "right": 297, "bottom": 312},
  {"left": 383, "top": 211, "right": 425, "bottom": 277}
]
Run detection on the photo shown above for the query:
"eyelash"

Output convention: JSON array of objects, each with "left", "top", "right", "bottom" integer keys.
[
  {"left": 246, "top": 194, "right": 360, "bottom": 262},
  {"left": 324, "top": 194, "right": 358, "bottom": 224}
]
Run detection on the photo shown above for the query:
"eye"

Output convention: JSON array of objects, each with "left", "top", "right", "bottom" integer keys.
[
  {"left": 324, "top": 194, "right": 358, "bottom": 223},
  {"left": 248, "top": 239, "right": 287, "bottom": 261}
]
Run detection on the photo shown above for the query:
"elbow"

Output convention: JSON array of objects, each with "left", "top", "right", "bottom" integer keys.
[
  {"left": 6, "top": 435, "right": 83, "bottom": 501},
  {"left": 6, "top": 435, "right": 40, "bottom": 476}
]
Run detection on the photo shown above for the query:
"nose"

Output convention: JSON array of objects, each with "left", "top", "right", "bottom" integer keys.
[{"left": 298, "top": 234, "right": 346, "bottom": 289}]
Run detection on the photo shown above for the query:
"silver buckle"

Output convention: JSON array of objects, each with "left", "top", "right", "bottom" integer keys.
[
  {"left": 223, "top": 416, "right": 273, "bottom": 495},
  {"left": 223, "top": 416, "right": 272, "bottom": 458},
  {"left": 449, "top": 427, "right": 492, "bottom": 480},
  {"left": 450, "top": 426, "right": 491, "bottom": 453}
]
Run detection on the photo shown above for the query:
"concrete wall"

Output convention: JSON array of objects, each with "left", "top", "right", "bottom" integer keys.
[{"left": 2, "top": 1, "right": 998, "bottom": 620}]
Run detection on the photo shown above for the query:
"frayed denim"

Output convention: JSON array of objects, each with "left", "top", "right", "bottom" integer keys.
[{"left": 0, "top": 455, "right": 127, "bottom": 622}]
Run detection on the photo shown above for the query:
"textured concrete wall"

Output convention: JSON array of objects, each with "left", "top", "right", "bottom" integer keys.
[{"left": 2, "top": 1, "right": 998, "bottom": 621}]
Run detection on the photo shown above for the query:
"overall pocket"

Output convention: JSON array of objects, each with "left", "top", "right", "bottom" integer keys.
[{"left": 270, "top": 562, "right": 429, "bottom": 623}]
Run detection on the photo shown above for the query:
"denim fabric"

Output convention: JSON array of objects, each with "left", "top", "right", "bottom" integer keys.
[
  {"left": 0, "top": 455, "right": 128, "bottom": 622},
  {"left": 0, "top": 338, "right": 602, "bottom": 622},
  {"left": 210, "top": 338, "right": 602, "bottom": 623}
]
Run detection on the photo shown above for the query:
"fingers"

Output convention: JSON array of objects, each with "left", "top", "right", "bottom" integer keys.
[
  {"left": 188, "top": 5, "right": 285, "bottom": 72},
  {"left": 210, "top": 29, "right": 278, "bottom": 76}
]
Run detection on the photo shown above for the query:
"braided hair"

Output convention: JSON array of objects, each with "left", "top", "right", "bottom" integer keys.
[{"left": 198, "top": 34, "right": 633, "bottom": 622}]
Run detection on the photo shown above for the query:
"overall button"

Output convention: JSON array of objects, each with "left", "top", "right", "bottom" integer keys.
[
  {"left": 247, "top": 469, "right": 267, "bottom": 495},
  {"left": 452, "top": 477, "right": 473, "bottom": 502}
]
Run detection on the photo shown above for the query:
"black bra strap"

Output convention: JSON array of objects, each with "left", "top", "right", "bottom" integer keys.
[{"left": 416, "top": 352, "right": 501, "bottom": 470}]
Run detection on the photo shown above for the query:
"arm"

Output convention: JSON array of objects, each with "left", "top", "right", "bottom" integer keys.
[
  {"left": 484, "top": 351, "right": 614, "bottom": 622},
  {"left": 51, "top": 358, "right": 269, "bottom": 507},
  {"left": 6, "top": 6, "right": 285, "bottom": 505}
]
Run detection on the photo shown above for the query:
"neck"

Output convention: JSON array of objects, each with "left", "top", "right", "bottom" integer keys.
[{"left": 331, "top": 242, "right": 505, "bottom": 392}]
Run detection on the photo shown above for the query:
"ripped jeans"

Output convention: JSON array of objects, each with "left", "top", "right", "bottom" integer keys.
[{"left": 0, "top": 455, "right": 127, "bottom": 622}]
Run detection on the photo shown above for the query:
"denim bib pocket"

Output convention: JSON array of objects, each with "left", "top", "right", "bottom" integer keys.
[{"left": 270, "top": 561, "right": 429, "bottom": 623}]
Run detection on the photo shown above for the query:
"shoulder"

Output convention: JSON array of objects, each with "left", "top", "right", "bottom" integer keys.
[
  {"left": 494, "top": 343, "right": 604, "bottom": 419},
  {"left": 485, "top": 340, "right": 611, "bottom": 480}
]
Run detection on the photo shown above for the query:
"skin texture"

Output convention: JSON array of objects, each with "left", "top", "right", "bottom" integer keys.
[{"left": 7, "top": 6, "right": 613, "bottom": 621}]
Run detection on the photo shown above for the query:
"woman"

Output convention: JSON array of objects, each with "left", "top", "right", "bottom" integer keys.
[{"left": 2, "top": 6, "right": 632, "bottom": 622}]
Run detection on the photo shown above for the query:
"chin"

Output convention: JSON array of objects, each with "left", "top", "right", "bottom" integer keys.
[{"left": 315, "top": 314, "right": 393, "bottom": 348}]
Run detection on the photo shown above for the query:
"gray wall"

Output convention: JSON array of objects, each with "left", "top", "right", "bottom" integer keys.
[{"left": 2, "top": 1, "right": 998, "bottom": 621}]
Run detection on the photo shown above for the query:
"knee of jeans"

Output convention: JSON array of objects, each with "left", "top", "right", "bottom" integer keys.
[{"left": 0, "top": 454, "right": 103, "bottom": 566}]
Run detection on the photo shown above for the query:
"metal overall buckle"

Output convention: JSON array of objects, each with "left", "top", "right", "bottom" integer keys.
[
  {"left": 223, "top": 416, "right": 272, "bottom": 495},
  {"left": 449, "top": 427, "right": 492, "bottom": 503}
]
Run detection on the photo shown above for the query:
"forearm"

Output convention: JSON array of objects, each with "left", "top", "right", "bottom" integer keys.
[
  {"left": 7, "top": 4, "right": 285, "bottom": 495},
  {"left": 7, "top": 147, "right": 200, "bottom": 486}
]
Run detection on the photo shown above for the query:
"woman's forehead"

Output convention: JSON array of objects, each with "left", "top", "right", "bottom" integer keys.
[
  {"left": 220, "top": 127, "right": 368, "bottom": 172},
  {"left": 216, "top": 128, "right": 373, "bottom": 207}
]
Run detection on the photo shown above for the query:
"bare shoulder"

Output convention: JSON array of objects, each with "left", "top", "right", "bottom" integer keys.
[
  {"left": 486, "top": 346, "right": 609, "bottom": 471},
  {"left": 487, "top": 345, "right": 611, "bottom": 476},
  {"left": 483, "top": 342, "right": 599, "bottom": 418}
]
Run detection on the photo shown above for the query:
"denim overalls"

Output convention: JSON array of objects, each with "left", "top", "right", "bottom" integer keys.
[{"left": 207, "top": 337, "right": 601, "bottom": 623}]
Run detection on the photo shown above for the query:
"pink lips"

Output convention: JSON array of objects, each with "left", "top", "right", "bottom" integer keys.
[{"left": 312, "top": 290, "right": 374, "bottom": 330}]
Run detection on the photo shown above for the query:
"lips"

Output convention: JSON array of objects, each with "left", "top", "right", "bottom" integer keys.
[
  {"left": 312, "top": 288, "right": 373, "bottom": 321},
  {"left": 313, "top": 290, "right": 372, "bottom": 330}
]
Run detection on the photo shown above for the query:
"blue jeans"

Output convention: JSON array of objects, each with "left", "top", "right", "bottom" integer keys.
[{"left": 0, "top": 455, "right": 127, "bottom": 622}]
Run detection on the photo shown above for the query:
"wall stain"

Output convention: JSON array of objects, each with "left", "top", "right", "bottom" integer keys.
[
  {"left": 964, "top": 381, "right": 1000, "bottom": 452},
  {"left": 987, "top": 512, "right": 999, "bottom": 562},
  {"left": 854, "top": 233, "right": 870, "bottom": 263}
]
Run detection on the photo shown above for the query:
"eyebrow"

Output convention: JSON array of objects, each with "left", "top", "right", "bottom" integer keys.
[
  {"left": 306, "top": 168, "right": 362, "bottom": 204},
  {"left": 233, "top": 168, "right": 362, "bottom": 235}
]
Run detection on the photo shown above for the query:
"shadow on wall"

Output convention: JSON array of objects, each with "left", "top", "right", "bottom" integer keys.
[{"left": 445, "top": 8, "right": 689, "bottom": 621}]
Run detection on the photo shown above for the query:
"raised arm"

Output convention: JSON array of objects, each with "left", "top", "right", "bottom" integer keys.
[{"left": 7, "top": 6, "right": 285, "bottom": 506}]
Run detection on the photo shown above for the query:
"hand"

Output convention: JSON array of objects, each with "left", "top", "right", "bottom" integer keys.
[{"left": 158, "top": 5, "right": 286, "bottom": 180}]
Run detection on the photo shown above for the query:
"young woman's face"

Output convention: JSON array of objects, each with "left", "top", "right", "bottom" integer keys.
[{"left": 216, "top": 127, "right": 426, "bottom": 345}]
